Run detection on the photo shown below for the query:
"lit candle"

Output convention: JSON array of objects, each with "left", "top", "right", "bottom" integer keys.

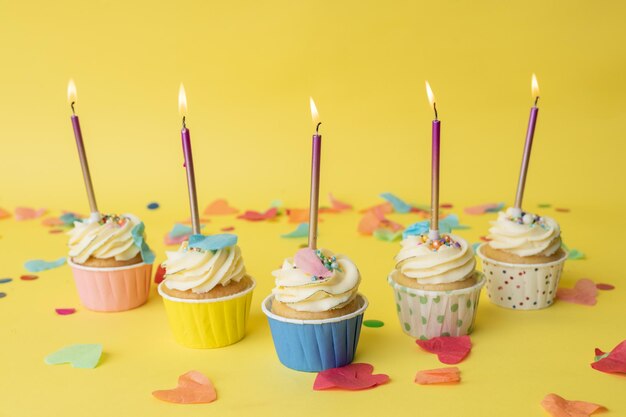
[
  {"left": 67, "top": 79, "right": 99, "bottom": 222},
  {"left": 308, "top": 97, "right": 322, "bottom": 249},
  {"left": 178, "top": 83, "right": 201, "bottom": 234},
  {"left": 425, "top": 81, "right": 440, "bottom": 239},
  {"left": 513, "top": 74, "right": 540, "bottom": 212}
]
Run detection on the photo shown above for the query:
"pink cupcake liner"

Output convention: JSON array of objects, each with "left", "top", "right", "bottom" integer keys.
[{"left": 68, "top": 259, "right": 152, "bottom": 312}]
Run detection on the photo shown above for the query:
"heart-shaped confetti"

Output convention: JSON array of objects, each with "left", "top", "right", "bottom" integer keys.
[
  {"left": 313, "top": 363, "right": 389, "bottom": 391},
  {"left": 556, "top": 279, "right": 597, "bottom": 306},
  {"left": 591, "top": 340, "right": 626, "bottom": 374},
  {"left": 188, "top": 234, "right": 237, "bottom": 251},
  {"left": 416, "top": 336, "right": 472, "bottom": 364},
  {"left": 55, "top": 308, "right": 77, "bottom": 315},
  {"left": 152, "top": 370, "right": 217, "bottom": 404},
  {"left": 204, "top": 199, "right": 239, "bottom": 215},
  {"left": 414, "top": 367, "right": 461, "bottom": 385},
  {"left": 44, "top": 344, "right": 102, "bottom": 369},
  {"left": 237, "top": 207, "right": 278, "bottom": 221},
  {"left": 294, "top": 248, "right": 332, "bottom": 278},
  {"left": 24, "top": 257, "right": 66, "bottom": 273},
  {"left": 541, "top": 393, "right": 605, "bottom": 417}
]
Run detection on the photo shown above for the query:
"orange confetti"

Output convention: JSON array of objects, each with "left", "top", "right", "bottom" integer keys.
[
  {"left": 287, "top": 208, "right": 310, "bottom": 223},
  {"left": 0, "top": 208, "right": 10, "bottom": 219},
  {"left": 41, "top": 217, "right": 65, "bottom": 227},
  {"left": 541, "top": 393, "right": 605, "bottom": 417},
  {"left": 414, "top": 367, "right": 460, "bottom": 385},
  {"left": 15, "top": 207, "right": 46, "bottom": 221},
  {"left": 358, "top": 211, "right": 381, "bottom": 235},
  {"left": 329, "top": 194, "right": 352, "bottom": 211},
  {"left": 360, "top": 202, "right": 393, "bottom": 215},
  {"left": 204, "top": 199, "right": 239, "bottom": 215},
  {"left": 152, "top": 370, "right": 217, "bottom": 404}
]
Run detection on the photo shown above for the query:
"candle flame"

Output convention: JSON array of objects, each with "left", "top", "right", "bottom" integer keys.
[
  {"left": 67, "top": 79, "right": 77, "bottom": 104},
  {"left": 425, "top": 81, "right": 436, "bottom": 109},
  {"left": 178, "top": 83, "right": 188, "bottom": 116},
  {"left": 531, "top": 73, "right": 539, "bottom": 102},
  {"left": 309, "top": 97, "right": 320, "bottom": 125}
]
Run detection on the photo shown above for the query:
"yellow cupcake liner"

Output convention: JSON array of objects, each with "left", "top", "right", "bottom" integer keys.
[{"left": 158, "top": 279, "right": 255, "bottom": 349}]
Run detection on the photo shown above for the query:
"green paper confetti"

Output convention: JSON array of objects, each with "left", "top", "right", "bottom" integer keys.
[
  {"left": 281, "top": 223, "right": 309, "bottom": 238},
  {"left": 45, "top": 344, "right": 102, "bottom": 369},
  {"left": 373, "top": 228, "right": 403, "bottom": 242}
]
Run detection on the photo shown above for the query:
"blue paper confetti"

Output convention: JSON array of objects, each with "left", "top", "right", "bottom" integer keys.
[
  {"left": 281, "top": 223, "right": 309, "bottom": 238},
  {"left": 24, "top": 257, "right": 66, "bottom": 273},
  {"left": 485, "top": 202, "right": 505, "bottom": 213},
  {"left": 147, "top": 202, "right": 160, "bottom": 210},
  {"left": 380, "top": 193, "right": 412, "bottom": 213},
  {"left": 131, "top": 222, "right": 155, "bottom": 264},
  {"left": 0, "top": 278, "right": 12, "bottom": 284},
  {"left": 403, "top": 214, "right": 470, "bottom": 239},
  {"left": 169, "top": 223, "right": 193, "bottom": 238},
  {"left": 60, "top": 212, "right": 82, "bottom": 226},
  {"left": 189, "top": 234, "right": 238, "bottom": 251}
]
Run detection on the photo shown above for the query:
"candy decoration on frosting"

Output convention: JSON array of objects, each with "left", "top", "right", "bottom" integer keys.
[{"left": 188, "top": 233, "right": 238, "bottom": 251}]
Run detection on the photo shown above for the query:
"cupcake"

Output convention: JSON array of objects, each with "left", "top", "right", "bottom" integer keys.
[
  {"left": 262, "top": 247, "right": 368, "bottom": 372},
  {"left": 388, "top": 228, "right": 484, "bottom": 339},
  {"left": 477, "top": 207, "right": 567, "bottom": 310},
  {"left": 67, "top": 213, "right": 155, "bottom": 312},
  {"left": 158, "top": 233, "right": 255, "bottom": 349}
]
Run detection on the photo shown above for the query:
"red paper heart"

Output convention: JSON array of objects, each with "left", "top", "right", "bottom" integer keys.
[
  {"left": 237, "top": 207, "right": 278, "bottom": 221},
  {"left": 541, "top": 393, "right": 605, "bottom": 417},
  {"left": 416, "top": 336, "right": 472, "bottom": 364},
  {"left": 557, "top": 279, "right": 598, "bottom": 306},
  {"left": 152, "top": 370, "right": 217, "bottom": 404},
  {"left": 591, "top": 340, "right": 626, "bottom": 374},
  {"left": 313, "top": 363, "right": 389, "bottom": 391}
]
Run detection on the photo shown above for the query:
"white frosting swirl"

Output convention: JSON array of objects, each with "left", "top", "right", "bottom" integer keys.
[
  {"left": 68, "top": 214, "right": 143, "bottom": 264},
  {"left": 272, "top": 249, "right": 360, "bottom": 312},
  {"left": 163, "top": 242, "right": 246, "bottom": 293},
  {"left": 488, "top": 208, "right": 561, "bottom": 257},
  {"left": 395, "top": 234, "right": 476, "bottom": 285}
]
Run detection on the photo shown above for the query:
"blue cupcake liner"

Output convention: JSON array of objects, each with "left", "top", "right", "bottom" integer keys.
[{"left": 262, "top": 294, "right": 368, "bottom": 372}]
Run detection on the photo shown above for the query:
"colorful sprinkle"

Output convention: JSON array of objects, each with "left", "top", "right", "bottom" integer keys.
[
  {"left": 49, "top": 229, "right": 64, "bottom": 234},
  {"left": 596, "top": 283, "right": 615, "bottom": 291},
  {"left": 0, "top": 292, "right": 6, "bottom": 298},
  {"left": 55, "top": 308, "right": 76, "bottom": 315},
  {"left": 147, "top": 202, "right": 160, "bottom": 210},
  {"left": 20, "top": 275, "right": 39, "bottom": 281},
  {"left": 363, "top": 320, "right": 385, "bottom": 328},
  {"left": 0, "top": 278, "right": 12, "bottom": 284},
  {"left": 221, "top": 226, "right": 235, "bottom": 232},
  {"left": 555, "top": 208, "right": 570, "bottom": 212}
]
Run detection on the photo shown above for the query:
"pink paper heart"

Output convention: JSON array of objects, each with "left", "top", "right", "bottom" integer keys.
[
  {"left": 591, "top": 340, "right": 626, "bottom": 374},
  {"left": 557, "top": 279, "right": 598, "bottom": 306},
  {"left": 416, "top": 336, "right": 472, "bottom": 364},
  {"left": 313, "top": 363, "right": 389, "bottom": 391},
  {"left": 294, "top": 248, "right": 332, "bottom": 278}
]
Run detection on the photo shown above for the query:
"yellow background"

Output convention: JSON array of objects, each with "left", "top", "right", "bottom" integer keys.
[{"left": 1, "top": 0, "right": 625, "bottom": 416}]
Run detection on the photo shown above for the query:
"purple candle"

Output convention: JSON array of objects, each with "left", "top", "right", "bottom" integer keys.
[
  {"left": 514, "top": 74, "right": 540, "bottom": 210},
  {"left": 308, "top": 97, "right": 322, "bottom": 249},
  {"left": 426, "top": 81, "right": 440, "bottom": 239},
  {"left": 178, "top": 84, "right": 201, "bottom": 234},
  {"left": 67, "top": 79, "right": 99, "bottom": 219}
]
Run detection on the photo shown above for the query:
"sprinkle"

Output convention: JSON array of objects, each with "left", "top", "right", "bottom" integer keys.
[
  {"left": 147, "top": 202, "right": 160, "bottom": 210},
  {"left": 555, "top": 207, "right": 571, "bottom": 212},
  {"left": 538, "top": 203, "right": 552, "bottom": 208},
  {"left": 0, "top": 278, "right": 12, "bottom": 284},
  {"left": 596, "top": 283, "right": 615, "bottom": 291},
  {"left": 20, "top": 275, "right": 39, "bottom": 281},
  {"left": 479, "top": 236, "right": 491, "bottom": 242},
  {"left": 363, "top": 320, "right": 385, "bottom": 328},
  {"left": 440, "top": 203, "right": 454, "bottom": 209},
  {"left": 0, "top": 292, "right": 6, "bottom": 298},
  {"left": 49, "top": 229, "right": 65, "bottom": 234},
  {"left": 55, "top": 308, "right": 77, "bottom": 315},
  {"left": 221, "top": 226, "right": 235, "bottom": 232}
]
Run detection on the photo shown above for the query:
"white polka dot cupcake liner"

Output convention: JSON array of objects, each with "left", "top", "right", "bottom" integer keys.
[
  {"left": 387, "top": 271, "right": 485, "bottom": 340},
  {"left": 476, "top": 244, "right": 567, "bottom": 310}
]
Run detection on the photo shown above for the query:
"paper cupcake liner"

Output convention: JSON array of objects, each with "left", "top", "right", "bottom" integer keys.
[
  {"left": 158, "top": 278, "right": 255, "bottom": 349},
  {"left": 262, "top": 294, "right": 368, "bottom": 372},
  {"left": 68, "top": 259, "right": 152, "bottom": 312},
  {"left": 387, "top": 271, "right": 485, "bottom": 339},
  {"left": 476, "top": 244, "right": 567, "bottom": 310}
]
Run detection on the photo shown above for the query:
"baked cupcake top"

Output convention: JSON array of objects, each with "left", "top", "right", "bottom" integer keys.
[
  {"left": 163, "top": 234, "right": 246, "bottom": 294},
  {"left": 68, "top": 213, "right": 154, "bottom": 264},
  {"left": 487, "top": 207, "right": 561, "bottom": 257},
  {"left": 395, "top": 233, "right": 476, "bottom": 285},
  {"left": 272, "top": 248, "right": 360, "bottom": 312}
]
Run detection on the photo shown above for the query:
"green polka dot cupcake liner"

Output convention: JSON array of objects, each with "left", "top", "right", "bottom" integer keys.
[
  {"left": 476, "top": 243, "right": 567, "bottom": 310},
  {"left": 387, "top": 271, "right": 485, "bottom": 339}
]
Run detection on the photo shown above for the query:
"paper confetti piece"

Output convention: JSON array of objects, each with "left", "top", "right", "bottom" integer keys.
[
  {"left": 45, "top": 344, "right": 102, "bottom": 369},
  {"left": 164, "top": 233, "right": 189, "bottom": 246},
  {"left": 147, "top": 202, "right": 160, "bottom": 210},
  {"left": 359, "top": 202, "right": 393, "bottom": 215},
  {"left": 15, "top": 207, "right": 47, "bottom": 221},
  {"left": 188, "top": 234, "right": 237, "bottom": 251},
  {"left": 555, "top": 208, "right": 571, "bottom": 213},
  {"left": 556, "top": 279, "right": 597, "bottom": 306},
  {"left": 471, "top": 242, "right": 481, "bottom": 253},
  {"left": 329, "top": 194, "right": 352, "bottom": 211},
  {"left": 313, "top": 363, "right": 389, "bottom": 391},
  {"left": 380, "top": 192, "right": 412, "bottom": 213},
  {"left": 282, "top": 223, "right": 309, "bottom": 238},
  {"left": 415, "top": 367, "right": 461, "bottom": 385},
  {"left": 221, "top": 226, "right": 235, "bottom": 232},
  {"left": 287, "top": 208, "right": 309, "bottom": 223},
  {"left": 363, "top": 320, "right": 384, "bottom": 328},
  {"left": 55, "top": 308, "right": 76, "bottom": 315},
  {"left": 24, "top": 257, "right": 66, "bottom": 273},
  {"left": 538, "top": 203, "right": 552, "bottom": 208},
  {"left": 154, "top": 264, "right": 166, "bottom": 284},
  {"left": 41, "top": 217, "right": 65, "bottom": 227},
  {"left": 0, "top": 278, "right": 12, "bottom": 284},
  {"left": 358, "top": 212, "right": 382, "bottom": 235},
  {"left": 440, "top": 203, "right": 454, "bottom": 209},
  {"left": 294, "top": 248, "right": 332, "bottom": 278},
  {"left": 169, "top": 224, "right": 193, "bottom": 238},
  {"left": 373, "top": 228, "right": 403, "bottom": 242},
  {"left": 204, "top": 199, "right": 239, "bottom": 215},
  {"left": 49, "top": 229, "right": 65, "bottom": 234},
  {"left": 20, "top": 275, "right": 38, "bottom": 281},
  {"left": 416, "top": 336, "right": 472, "bottom": 364},
  {"left": 541, "top": 393, "right": 605, "bottom": 417},
  {"left": 0, "top": 208, "right": 10, "bottom": 219},
  {"left": 0, "top": 292, "right": 6, "bottom": 299},
  {"left": 237, "top": 207, "right": 278, "bottom": 221},
  {"left": 591, "top": 340, "right": 626, "bottom": 374},
  {"left": 152, "top": 370, "right": 217, "bottom": 404},
  {"left": 596, "top": 283, "right": 615, "bottom": 291},
  {"left": 464, "top": 203, "right": 504, "bottom": 215},
  {"left": 567, "top": 249, "right": 585, "bottom": 260}
]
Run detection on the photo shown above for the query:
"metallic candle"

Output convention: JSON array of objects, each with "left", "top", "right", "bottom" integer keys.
[
  {"left": 308, "top": 97, "right": 322, "bottom": 249},
  {"left": 514, "top": 74, "right": 540, "bottom": 210},
  {"left": 178, "top": 84, "right": 201, "bottom": 234},
  {"left": 425, "top": 81, "right": 440, "bottom": 240},
  {"left": 67, "top": 79, "right": 99, "bottom": 219}
]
